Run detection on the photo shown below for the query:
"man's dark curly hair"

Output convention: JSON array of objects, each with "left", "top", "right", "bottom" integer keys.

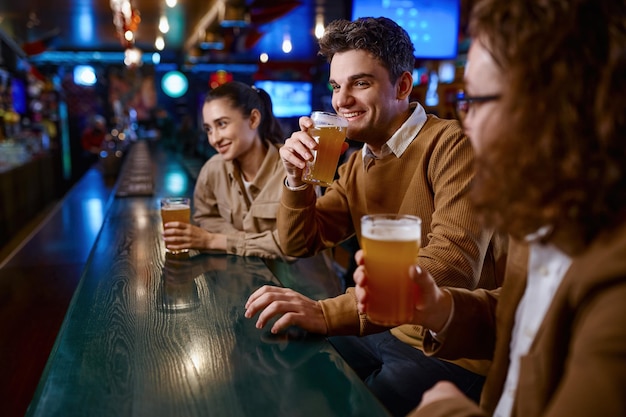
[{"left": 318, "top": 17, "right": 416, "bottom": 84}]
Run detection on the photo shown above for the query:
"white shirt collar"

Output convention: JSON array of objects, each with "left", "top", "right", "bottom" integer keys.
[{"left": 361, "top": 102, "right": 427, "bottom": 166}]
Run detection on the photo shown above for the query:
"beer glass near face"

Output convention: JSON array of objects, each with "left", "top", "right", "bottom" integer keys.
[
  {"left": 361, "top": 214, "right": 422, "bottom": 326},
  {"left": 302, "top": 111, "right": 349, "bottom": 187},
  {"left": 161, "top": 197, "right": 190, "bottom": 255}
]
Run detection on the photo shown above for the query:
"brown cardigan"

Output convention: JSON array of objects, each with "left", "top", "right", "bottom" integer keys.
[
  {"left": 278, "top": 113, "right": 500, "bottom": 375},
  {"left": 412, "top": 225, "right": 626, "bottom": 417}
]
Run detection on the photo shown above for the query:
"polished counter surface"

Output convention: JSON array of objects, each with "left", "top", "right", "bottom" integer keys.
[
  {"left": 26, "top": 141, "right": 390, "bottom": 417},
  {"left": 0, "top": 158, "right": 116, "bottom": 417}
]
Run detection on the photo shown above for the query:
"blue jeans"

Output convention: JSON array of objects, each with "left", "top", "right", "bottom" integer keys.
[{"left": 329, "top": 331, "right": 485, "bottom": 417}]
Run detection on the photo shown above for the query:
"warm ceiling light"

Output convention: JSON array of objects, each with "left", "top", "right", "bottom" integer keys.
[
  {"left": 124, "top": 48, "right": 143, "bottom": 67},
  {"left": 111, "top": 0, "right": 140, "bottom": 48},
  {"left": 159, "top": 16, "right": 170, "bottom": 33},
  {"left": 121, "top": 1, "right": 132, "bottom": 19},
  {"left": 165, "top": 0, "right": 177, "bottom": 7},
  {"left": 155, "top": 35, "right": 165, "bottom": 50},
  {"left": 281, "top": 35, "right": 292, "bottom": 54},
  {"left": 315, "top": 14, "right": 325, "bottom": 39}
]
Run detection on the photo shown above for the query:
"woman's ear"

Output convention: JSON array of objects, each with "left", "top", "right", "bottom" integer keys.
[{"left": 249, "top": 108, "right": 262, "bottom": 130}]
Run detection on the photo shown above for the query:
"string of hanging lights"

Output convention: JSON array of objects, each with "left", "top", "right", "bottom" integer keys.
[
  {"left": 110, "top": 0, "right": 142, "bottom": 66},
  {"left": 110, "top": 0, "right": 141, "bottom": 49}
]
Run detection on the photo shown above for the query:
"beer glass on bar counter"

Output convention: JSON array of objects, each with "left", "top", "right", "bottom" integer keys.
[
  {"left": 360, "top": 214, "right": 421, "bottom": 326},
  {"left": 301, "top": 111, "right": 349, "bottom": 187},
  {"left": 161, "top": 197, "right": 191, "bottom": 255}
]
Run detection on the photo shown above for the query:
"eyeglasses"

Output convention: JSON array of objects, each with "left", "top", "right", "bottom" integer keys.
[{"left": 454, "top": 90, "right": 501, "bottom": 122}]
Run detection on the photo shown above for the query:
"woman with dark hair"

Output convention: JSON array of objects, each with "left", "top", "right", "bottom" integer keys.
[
  {"left": 352, "top": 0, "right": 626, "bottom": 416},
  {"left": 163, "top": 81, "right": 292, "bottom": 259}
]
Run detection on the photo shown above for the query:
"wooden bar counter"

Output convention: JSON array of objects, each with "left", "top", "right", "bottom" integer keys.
[
  {"left": 0, "top": 157, "right": 116, "bottom": 417},
  {"left": 25, "top": 141, "right": 391, "bottom": 417}
]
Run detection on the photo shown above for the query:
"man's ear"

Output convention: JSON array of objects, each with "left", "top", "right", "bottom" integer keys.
[{"left": 396, "top": 71, "right": 414, "bottom": 100}]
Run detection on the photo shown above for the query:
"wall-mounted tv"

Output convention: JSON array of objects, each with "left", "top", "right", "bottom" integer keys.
[
  {"left": 11, "top": 77, "right": 27, "bottom": 115},
  {"left": 254, "top": 80, "right": 312, "bottom": 118},
  {"left": 352, "top": 0, "right": 460, "bottom": 60}
]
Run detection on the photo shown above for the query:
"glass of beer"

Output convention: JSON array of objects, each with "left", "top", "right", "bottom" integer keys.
[
  {"left": 301, "top": 111, "right": 348, "bottom": 187},
  {"left": 160, "top": 197, "right": 191, "bottom": 254},
  {"left": 360, "top": 214, "right": 422, "bottom": 326}
]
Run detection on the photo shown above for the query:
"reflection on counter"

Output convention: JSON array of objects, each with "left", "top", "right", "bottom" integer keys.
[{"left": 159, "top": 255, "right": 201, "bottom": 313}]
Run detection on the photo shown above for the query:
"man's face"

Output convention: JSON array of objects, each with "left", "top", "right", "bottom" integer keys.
[
  {"left": 462, "top": 40, "right": 503, "bottom": 154},
  {"left": 328, "top": 50, "right": 406, "bottom": 146}
]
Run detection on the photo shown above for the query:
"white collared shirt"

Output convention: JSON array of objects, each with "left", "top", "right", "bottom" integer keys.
[
  {"left": 494, "top": 231, "right": 572, "bottom": 417},
  {"left": 361, "top": 102, "right": 427, "bottom": 167}
]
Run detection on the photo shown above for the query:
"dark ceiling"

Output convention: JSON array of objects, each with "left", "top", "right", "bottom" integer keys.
[
  {"left": 1, "top": 0, "right": 476, "bottom": 68},
  {"left": 0, "top": 0, "right": 351, "bottom": 65}
]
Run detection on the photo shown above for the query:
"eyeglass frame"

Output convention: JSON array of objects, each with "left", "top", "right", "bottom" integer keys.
[{"left": 454, "top": 90, "right": 501, "bottom": 122}]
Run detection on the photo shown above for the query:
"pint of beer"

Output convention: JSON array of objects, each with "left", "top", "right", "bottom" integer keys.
[
  {"left": 302, "top": 111, "right": 348, "bottom": 187},
  {"left": 161, "top": 197, "right": 191, "bottom": 254},
  {"left": 361, "top": 214, "right": 422, "bottom": 326}
]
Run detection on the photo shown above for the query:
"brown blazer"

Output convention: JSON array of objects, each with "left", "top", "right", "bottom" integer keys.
[{"left": 411, "top": 222, "right": 626, "bottom": 417}]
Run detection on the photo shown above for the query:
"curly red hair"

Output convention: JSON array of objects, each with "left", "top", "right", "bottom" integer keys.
[{"left": 468, "top": 0, "right": 626, "bottom": 252}]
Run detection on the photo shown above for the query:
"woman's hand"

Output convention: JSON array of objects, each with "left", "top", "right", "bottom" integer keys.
[{"left": 163, "top": 222, "right": 227, "bottom": 252}]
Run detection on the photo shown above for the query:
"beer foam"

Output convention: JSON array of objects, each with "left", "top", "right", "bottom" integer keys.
[
  {"left": 312, "top": 112, "right": 349, "bottom": 128},
  {"left": 362, "top": 219, "right": 420, "bottom": 241},
  {"left": 162, "top": 204, "right": 189, "bottom": 210}
]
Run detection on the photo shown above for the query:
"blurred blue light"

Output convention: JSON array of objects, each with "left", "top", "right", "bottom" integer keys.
[
  {"left": 74, "top": 65, "right": 96, "bottom": 86},
  {"left": 164, "top": 172, "right": 188, "bottom": 194},
  {"left": 161, "top": 71, "right": 188, "bottom": 98}
]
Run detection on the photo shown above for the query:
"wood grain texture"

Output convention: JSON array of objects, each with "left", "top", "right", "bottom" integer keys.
[{"left": 27, "top": 142, "right": 390, "bottom": 417}]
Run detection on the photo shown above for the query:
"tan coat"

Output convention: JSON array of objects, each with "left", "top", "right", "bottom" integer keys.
[
  {"left": 412, "top": 225, "right": 626, "bottom": 417},
  {"left": 193, "top": 141, "right": 291, "bottom": 259}
]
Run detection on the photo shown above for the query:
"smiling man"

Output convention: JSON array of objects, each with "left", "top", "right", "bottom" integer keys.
[{"left": 244, "top": 17, "right": 501, "bottom": 416}]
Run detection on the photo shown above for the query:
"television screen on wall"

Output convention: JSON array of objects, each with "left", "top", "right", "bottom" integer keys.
[
  {"left": 254, "top": 80, "right": 312, "bottom": 118},
  {"left": 11, "top": 77, "right": 27, "bottom": 115},
  {"left": 352, "top": 0, "right": 460, "bottom": 59}
]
